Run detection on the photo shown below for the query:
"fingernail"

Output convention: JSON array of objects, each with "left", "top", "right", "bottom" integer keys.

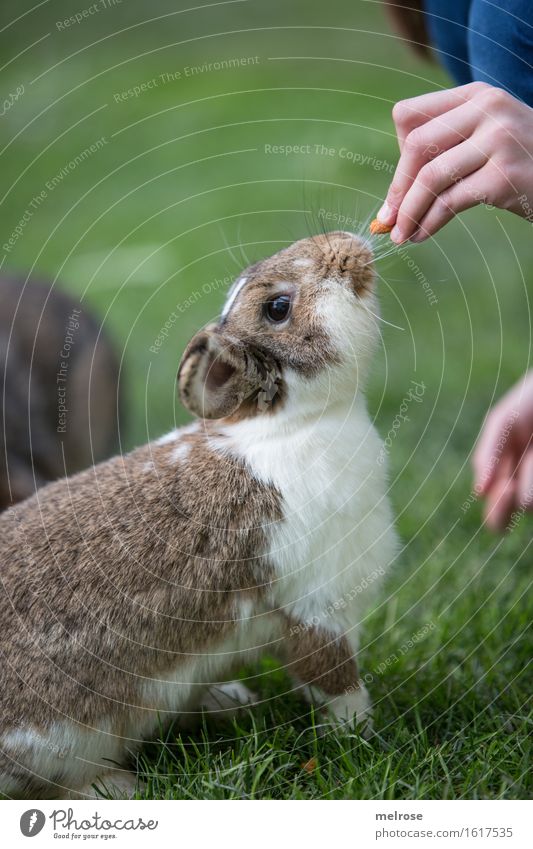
[
  {"left": 390, "top": 226, "right": 404, "bottom": 243},
  {"left": 377, "top": 202, "right": 394, "bottom": 224},
  {"left": 410, "top": 230, "right": 425, "bottom": 243}
]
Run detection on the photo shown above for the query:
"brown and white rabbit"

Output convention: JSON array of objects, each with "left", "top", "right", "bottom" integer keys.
[
  {"left": 0, "top": 232, "right": 397, "bottom": 799},
  {"left": 0, "top": 275, "right": 120, "bottom": 510}
]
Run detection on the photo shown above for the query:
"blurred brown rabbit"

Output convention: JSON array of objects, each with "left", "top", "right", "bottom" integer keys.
[{"left": 0, "top": 274, "right": 121, "bottom": 509}]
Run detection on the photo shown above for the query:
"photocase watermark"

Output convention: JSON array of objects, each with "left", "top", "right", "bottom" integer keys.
[
  {"left": 517, "top": 193, "right": 533, "bottom": 224},
  {"left": 2, "top": 137, "right": 108, "bottom": 254},
  {"left": 507, "top": 501, "right": 530, "bottom": 532},
  {"left": 422, "top": 141, "right": 495, "bottom": 210},
  {"left": 149, "top": 274, "right": 233, "bottom": 354},
  {"left": 1, "top": 83, "right": 24, "bottom": 117},
  {"left": 57, "top": 309, "right": 82, "bottom": 434},
  {"left": 46, "top": 137, "right": 108, "bottom": 191},
  {"left": 505, "top": 482, "right": 533, "bottom": 532},
  {"left": 20, "top": 809, "right": 46, "bottom": 837},
  {"left": 461, "top": 409, "right": 519, "bottom": 513},
  {"left": 2, "top": 706, "right": 70, "bottom": 760},
  {"left": 20, "top": 807, "right": 159, "bottom": 837},
  {"left": 397, "top": 246, "right": 438, "bottom": 306},
  {"left": 56, "top": 0, "right": 122, "bottom": 30},
  {"left": 345, "top": 620, "right": 436, "bottom": 689},
  {"left": 288, "top": 567, "right": 386, "bottom": 637},
  {"left": 2, "top": 190, "right": 47, "bottom": 255},
  {"left": 377, "top": 380, "right": 426, "bottom": 465},
  {"left": 317, "top": 208, "right": 363, "bottom": 232},
  {"left": 50, "top": 808, "right": 158, "bottom": 834},
  {"left": 113, "top": 56, "right": 260, "bottom": 102},
  {"left": 263, "top": 142, "right": 395, "bottom": 173}
]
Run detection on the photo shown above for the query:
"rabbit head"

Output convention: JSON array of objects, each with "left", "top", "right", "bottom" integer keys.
[{"left": 178, "top": 231, "right": 378, "bottom": 421}]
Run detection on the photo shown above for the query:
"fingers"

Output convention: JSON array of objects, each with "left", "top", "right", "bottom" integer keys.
[
  {"left": 473, "top": 403, "right": 516, "bottom": 496},
  {"left": 473, "top": 388, "right": 533, "bottom": 532},
  {"left": 392, "top": 142, "right": 487, "bottom": 241},
  {"left": 378, "top": 101, "right": 481, "bottom": 227},
  {"left": 483, "top": 456, "right": 517, "bottom": 532},
  {"left": 484, "top": 449, "right": 533, "bottom": 532},
  {"left": 481, "top": 434, "right": 533, "bottom": 533},
  {"left": 407, "top": 164, "right": 493, "bottom": 242},
  {"left": 516, "top": 448, "right": 533, "bottom": 509},
  {"left": 391, "top": 82, "right": 489, "bottom": 151}
]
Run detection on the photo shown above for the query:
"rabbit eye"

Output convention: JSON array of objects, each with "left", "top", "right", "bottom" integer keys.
[{"left": 265, "top": 294, "right": 291, "bottom": 323}]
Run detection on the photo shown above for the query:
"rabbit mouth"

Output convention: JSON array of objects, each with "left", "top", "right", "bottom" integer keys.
[{"left": 317, "top": 231, "right": 375, "bottom": 297}]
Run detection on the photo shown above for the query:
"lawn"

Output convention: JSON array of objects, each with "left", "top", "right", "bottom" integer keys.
[{"left": 1, "top": 0, "right": 531, "bottom": 799}]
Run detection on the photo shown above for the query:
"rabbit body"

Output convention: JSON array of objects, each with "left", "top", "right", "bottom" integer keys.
[{"left": 0, "top": 233, "right": 397, "bottom": 798}]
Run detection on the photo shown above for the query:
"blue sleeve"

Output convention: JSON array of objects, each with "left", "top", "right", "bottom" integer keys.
[{"left": 423, "top": 0, "right": 533, "bottom": 106}]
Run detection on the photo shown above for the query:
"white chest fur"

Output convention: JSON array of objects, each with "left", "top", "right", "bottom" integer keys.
[{"left": 216, "top": 378, "right": 398, "bottom": 642}]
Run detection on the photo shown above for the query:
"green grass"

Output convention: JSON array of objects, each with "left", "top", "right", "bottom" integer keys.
[
  {"left": 1, "top": 0, "right": 532, "bottom": 800},
  {"left": 120, "top": 516, "right": 531, "bottom": 800}
]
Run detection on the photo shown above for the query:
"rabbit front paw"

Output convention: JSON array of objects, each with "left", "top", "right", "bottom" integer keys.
[{"left": 325, "top": 683, "right": 373, "bottom": 738}]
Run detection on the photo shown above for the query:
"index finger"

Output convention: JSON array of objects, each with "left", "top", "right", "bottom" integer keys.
[
  {"left": 392, "top": 81, "right": 489, "bottom": 150},
  {"left": 379, "top": 101, "right": 479, "bottom": 229}
]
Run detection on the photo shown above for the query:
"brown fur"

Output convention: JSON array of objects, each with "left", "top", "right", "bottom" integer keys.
[
  {"left": 179, "top": 232, "right": 374, "bottom": 420},
  {"left": 0, "top": 232, "right": 374, "bottom": 796},
  {"left": 282, "top": 621, "right": 359, "bottom": 696},
  {"left": 0, "top": 430, "right": 281, "bottom": 717},
  {"left": 219, "top": 232, "right": 373, "bottom": 375},
  {"left": 179, "top": 326, "right": 285, "bottom": 420},
  {"left": 0, "top": 429, "right": 282, "bottom": 794}
]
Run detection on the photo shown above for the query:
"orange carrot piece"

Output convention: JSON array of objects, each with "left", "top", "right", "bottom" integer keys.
[{"left": 369, "top": 218, "right": 393, "bottom": 235}]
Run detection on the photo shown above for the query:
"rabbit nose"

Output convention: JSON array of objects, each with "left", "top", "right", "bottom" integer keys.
[{"left": 321, "top": 232, "right": 374, "bottom": 295}]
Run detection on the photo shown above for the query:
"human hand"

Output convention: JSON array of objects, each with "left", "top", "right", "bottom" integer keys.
[
  {"left": 377, "top": 82, "right": 533, "bottom": 243},
  {"left": 473, "top": 371, "right": 533, "bottom": 531}
]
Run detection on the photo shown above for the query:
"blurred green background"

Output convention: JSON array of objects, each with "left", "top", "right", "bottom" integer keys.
[
  {"left": 1, "top": 0, "right": 531, "bottom": 798},
  {"left": 2, "top": 0, "right": 532, "bottom": 521}
]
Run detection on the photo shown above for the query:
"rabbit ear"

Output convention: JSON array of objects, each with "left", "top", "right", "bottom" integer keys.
[{"left": 178, "top": 326, "right": 278, "bottom": 420}]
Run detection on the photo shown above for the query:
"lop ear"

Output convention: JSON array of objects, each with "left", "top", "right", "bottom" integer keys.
[{"left": 178, "top": 326, "right": 280, "bottom": 420}]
